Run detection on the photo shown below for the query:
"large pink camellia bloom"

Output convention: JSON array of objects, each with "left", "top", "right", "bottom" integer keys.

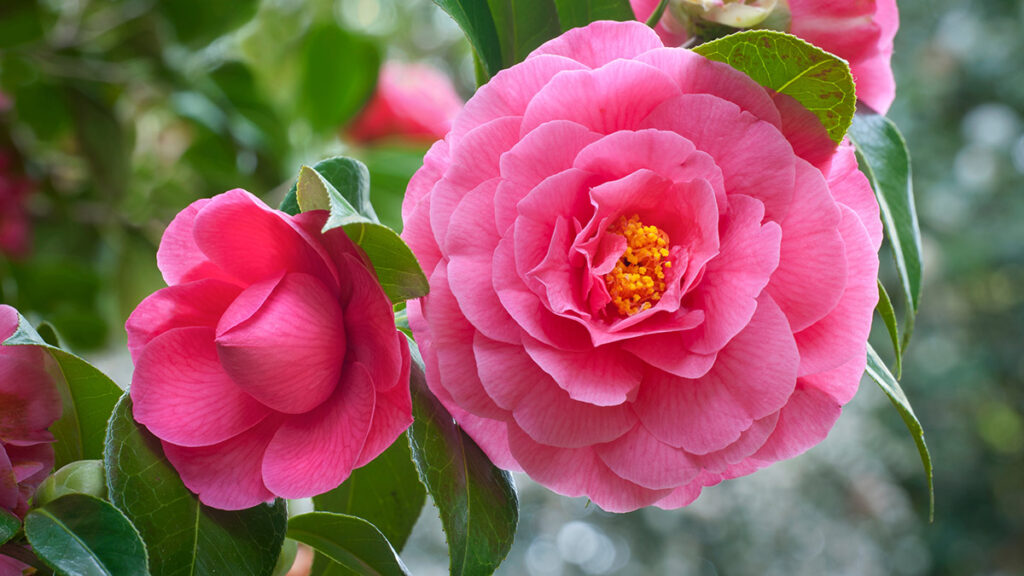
[
  {"left": 0, "top": 305, "right": 61, "bottom": 518},
  {"left": 403, "top": 21, "right": 881, "bottom": 512},
  {"left": 631, "top": 0, "right": 899, "bottom": 113},
  {"left": 347, "top": 61, "right": 464, "bottom": 144},
  {"left": 126, "top": 190, "right": 412, "bottom": 510}
]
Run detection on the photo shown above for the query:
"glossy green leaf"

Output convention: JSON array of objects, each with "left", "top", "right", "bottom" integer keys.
[
  {"left": 0, "top": 509, "right": 18, "bottom": 546},
  {"left": 24, "top": 494, "right": 149, "bottom": 576},
  {"left": 34, "top": 460, "right": 108, "bottom": 508},
  {"left": 488, "top": 0, "right": 561, "bottom": 66},
  {"left": 407, "top": 343, "right": 519, "bottom": 576},
  {"left": 313, "top": 434, "right": 425, "bottom": 554},
  {"left": 157, "top": 0, "right": 260, "bottom": 47},
  {"left": 299, "top": 25, "right": 381, "bottom": 133},
  {"left": 876, "top": 280, "right": 902, "bottom": 378},
  {"left": 286, "top": 158, "right": 430, "bottom": 304},
  {"left": 866, "top": 344, "right": 934, "bottom": 521},
  {"left": 694, "top": 30, "right": 856, "bottom": 144},
  {"left": 433, "top": 0, "right": 504, "bottom": 79},
  {"left": 554, "top": 0, "right": 636, "bottom": 30},
  {"left": 849, "top": 113, "right": 922, "bottom": 349},
  {"left": 104, "top": 395, "right": 288, "bottom": 576},
  {"left": 288, "top": 513, "right": 410, "bottom": 576},
  {"left": 3, "top": 312, "right": 122, "bottom": 469}
]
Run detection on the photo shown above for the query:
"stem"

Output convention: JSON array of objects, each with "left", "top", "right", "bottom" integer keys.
[
  {"left": 0, "top": 542, "right": 53, "bottom": 574},
  {"left": 645, "top": 0, "right": 671, "bottom": 27}
]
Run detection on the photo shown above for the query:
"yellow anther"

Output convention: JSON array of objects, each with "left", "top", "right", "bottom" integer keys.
[{"left": 603, "top": 214, "right": 672, "bottom": 316}]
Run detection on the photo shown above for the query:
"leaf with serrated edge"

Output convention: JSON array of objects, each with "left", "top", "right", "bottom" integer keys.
[
  {"left": 340, "top": 223, "right": 429, "bottom": 304},
  {"left": 407, "top": 340, "right": 518, "bottom": 576},
  {"left": 24, "top": 493, "right": 149, "bottom": 576},
  {"left": 850, "top": 113, "right": 922, "bottom": 349},
  {"left": 104, "top": 394, "right": 288, "bottom": 576},
  {"left": 694, "top": 30, "right": 856, "bottom": 144},
  {"left": 3, "top": 312, "right": 122, "bottom": 468},
  {"left": 866, "top": 344, "right": 934, "bottom": 520},
  {"left": 554, "top": 0, "right": 635, "bottom": 30},
  {"left": 288, "top": 512, "right": 410, "bottom": 576},
  {"left": 876, "top": 280, "right": 902, "bottom": 378}
]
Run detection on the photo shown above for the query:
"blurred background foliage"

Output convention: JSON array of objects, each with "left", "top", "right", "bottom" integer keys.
[{"left": 0, "top": 0, "right": 1021, "bottom": 574}]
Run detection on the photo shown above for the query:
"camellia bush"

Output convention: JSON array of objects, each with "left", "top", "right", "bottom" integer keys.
[{"left": 0, "top": 0, "right": 930, "bottom": 574}]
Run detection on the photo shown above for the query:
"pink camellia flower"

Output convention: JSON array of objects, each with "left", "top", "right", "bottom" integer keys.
[
  {"left": 403, "top": 21, "right": 881, "bottom": 512},
  {"left": 0, "top": 305, "right": 61, "bottom": 518},
  {"left": 0, "top": 151, "right": 33, "bottom": 260},
  {"left": 347, "top": 61, "right": 464, "bottom": 144},
  {"left": 632, "top": 0, "right": 900, "bottom": 113},
  {"left": 126, "top": 189, "right": 412, "bottom": 510}
]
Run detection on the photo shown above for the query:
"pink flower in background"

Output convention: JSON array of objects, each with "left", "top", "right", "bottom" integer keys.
[
  {"left": 0, "top": 305, "right": 61, "bottom": 518},
  {"left": 631, "top": 0, "right": 900, "bottom": 113},
  {"left": 403, "top": 21, "right": 881, "bottom": 512},
  {"left": 347, "top": 61, "right": 464, "bottom": 144},
  {"left": 0, "top": 151, "right": 33, "bottom": 260},
  {"left": 126, "top": 189, "right": 412, "bottom": 510}
]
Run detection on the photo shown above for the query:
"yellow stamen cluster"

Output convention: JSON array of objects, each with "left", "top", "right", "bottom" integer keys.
[{"left": 604, "top": 214, "right": 672, "bottom": 316}]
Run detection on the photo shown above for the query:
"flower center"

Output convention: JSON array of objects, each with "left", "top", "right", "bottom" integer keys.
[{"left": 604, "top": 214, "right": 672, "bottom": 317}]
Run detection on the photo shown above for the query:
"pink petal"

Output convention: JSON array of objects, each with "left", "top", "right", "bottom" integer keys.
[
  {"left": 506, "top": 427, "right": 670, "bottom": 513},
  {"left": 262, "top": 362, "right": 376, "bottom": 499},
  {"left": 652, "top": 482, "right": 704, "bottom": 510},
  {"left": 450, "top": 55, "right": 586, "bottom": 147},
  {"left": 163, "top": 418, "right": 279, "bottom": 510},
  {"left": 629, "top": 0, "right": 690, "bottom": 46},
  {"left": 622, "top": 333, "right": 717, "bottom": 379},
  {"left": 125, "top": 279, "right": 242, "bottom": 362},
  {"left": 795, "top": 204, "right": 878, "bottom": 376},
  {"left": 0, "top": 343, "right": 61, "bottom": 443},
  {"left": 0, "top": 305, "right": 16, "bottom": 339},
  {"left": 523, "top": 335, "right": 642, "bottom": 406},
  {"left": 403, "top": 139, "right": 449, "bottom": 221},
  {"left": 156, "top": 198, "right": 234, "bottom": 286},
  {"left": 771, "top": 91, "right": 837, "bottom": 169},
  {"left": 635, "top": 295, "right": 798, "bottom": 454},
  {"left": 635, "top": 48, "right": 782, "bottom": 128},
  {"left": 192, "top": 189, "right": 335, "bottom": 287},
  {"left": 749, "top": 384, "right": 842, "bottom": 463},
  {"left": 472, "top": 334, "right": 540, "bottom": 411},
  {"left": 0, "top": 447, "right": 20, "bottom": 512},
  {"left": 355, "top": 336, "right": 413, "bottom": 468},
  {"left": 765, "top": 161, "right": 846, "bottom": 331},
  {"left": 827, "top": 142, "right": 882, "bottom": 251},
  {"left": 641, "top": 94, "right": 797, "bottom": 221},
  {"left": 338, "top": 254, "right": 406, "bottom": 391},
  {"left": 520, "top": 59, "right": 681, "bottom": 136},
  {"left": 686, "top": 194, "right": 781, "bottom": 355},
  {"left": 131, "top": 327, "right": 272, "bottom": 447},
  {"left": 695, "top": 413, "right": 780, "bottom": 474},
  {"left": 527, "top": 20, "right": 664, "bottom": 69},
  {"left": 801, "top": 350, "right": 866, "bottom": 406},
  {"left": 402, "top": 184, "right": 444, "bottom": 280},
  {"left": 595, "top": 424, "right": 701, "bottom": 490},
  {"left": 431, "top": 117, "right": 521, "bottom": 249},
  {"left": 215, "top": 273, "right": 344, "bottom": 414}
]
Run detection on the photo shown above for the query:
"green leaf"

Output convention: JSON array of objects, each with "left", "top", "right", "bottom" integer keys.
[
  {"left": 24, "top": 493, "right": 149, "bottom": 576},
  {"left": 487, "top": 0, "right": 561, "bottom": 67},
  {"left": 0, "top": 509, "right": 19, "bottom": 546},
  {"left": 407, "top": 343, "right": 518, "bottom": 576},
  {"left": 339, "top": 223, "right": 430, "bottom": 305},
  {"left": 554, "top": 0, "right": 636, "bottom": 30},
  {"left": 286, "top": 158, "right": 430, "bottom": 304},
  {"left": 156, "top": 0, "right": 260, "bottom": 47},
  {"left": 104, "top": 395, "right": 288, "bottom": 576},
  {"left": 299, "top": 25, "right": 381, "bottom": 133},
  {"left": 287, "top": 513, "right": 410, "bottom": 576},
  {"left": 34, "top": 460, "right": 108, "bottom": 508},
  {"left": 432, "top": 0, "right": 504, "bottom": 80},
  {"left": 3, "top": 312, "right": 122, "bottom": 469},
  {"left": 66, "top": 85, "right": 132, "bottom": 200},
  {"left": 694, "top": 30, "right": 856, "bottom": 144},
  {"left": 866, "top": 344, "right": 934, "bottom": 521},
  {"left": 876, "top": 280, "right": 902, "bottom": 378},
  {"left": 849, "top": 113, "right": 922, "bottom": 349},
  {"left": 313, "top": 434, "right": 425, "bottom": 553}
]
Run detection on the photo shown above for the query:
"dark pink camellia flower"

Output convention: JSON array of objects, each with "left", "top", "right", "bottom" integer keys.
[
  {"left": 347, "top": 61, "right": 464, "bottom": 144},
  {"left": 403, "top": 21, "right": 881, "bottom": 512},
  {"left": 0, "top": 151, "right": 34, "bottom": 260},
  {"left": 126, "top": 189, "right": 412, "bottom": 510},
  {"left": 0, "top": 305, "right": 61, "bottom": 519},
  {"left": 632, "top": 0, "right": 899, "bottom": 113}
]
